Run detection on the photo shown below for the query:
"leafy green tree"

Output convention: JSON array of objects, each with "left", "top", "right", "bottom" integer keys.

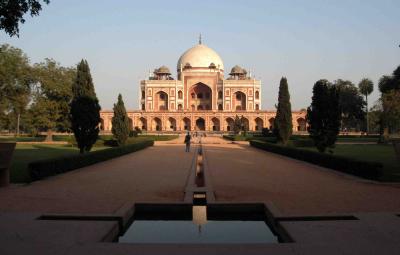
[
  {"left": 334, "top": 79, "right": 365, "bottom": 131},
  {"left": 274, "top": 77, "right": 292, "bottom": 145},
  {"left": 240, "top": 115, "right": 248, "bottom": 136},
  {"left": 307, "top": 79, "right": 341, "bottom": 153},
  {"left": 0, "top": 0, "right": 50, "bottom": 37},
  {"left": 30, "top": 59, "right": 76, "bottom": 138},
  {"left": 377, "top": 65, "right": 400, "bottom": 138},
  {"left": 0, "top": 44, "right": 33, "bottom": 133},
  {"left": 358, "top": 78, "right": 374, "bottom": 134},
  {"left": 70, "top": 59, "right": 101, "bottom": 153},
  {"left": 112, "top": 94, "right": 130, "bottom": 146}
]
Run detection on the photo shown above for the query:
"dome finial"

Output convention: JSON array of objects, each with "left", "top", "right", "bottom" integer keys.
[{"left": 199, "top": 33, "right": 202, "bottom": 44}]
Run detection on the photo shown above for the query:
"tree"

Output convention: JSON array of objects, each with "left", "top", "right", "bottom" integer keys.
[
  {"left": 0, "top": 0, "right": 50, "bottom": 37},
  {"left": 233, "top": 115, "right": 241, "bottom": 134},
  {"left": 377, "top": 65, "right": 400, "bottom": 138},
  {"left": 334, "top": 79, "right": 365, "bottom": 131},
  {"left": 307, "top": 79, "right": 341, "bottom": 153},
  {"left": 72, "top": 59, "right": 97, "bottom": 98},
  {"left": 30, "top": 59, "right": 76, "bottom": 138},
  {"left": 358, "top": 78, "right": 374, "bottom": 134},
  {"left": 274, "top": 77, "right": 292, "bottom": 144},
  {"left": 70, "top": 96, "right": 101, "bottom": 154},
  {"left": 70, "top": 59, "right": 101, "bottom": 153},
  {"left": 0, "top": 44, "right": 33, "bottom": 134},
  {"left": 112, "top": 94, "right": 130, "bottom": 146}
]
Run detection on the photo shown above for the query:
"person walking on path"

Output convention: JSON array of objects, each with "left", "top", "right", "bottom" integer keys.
[{"left": 184, "top": 132, "right": 191, "bottom": 152}]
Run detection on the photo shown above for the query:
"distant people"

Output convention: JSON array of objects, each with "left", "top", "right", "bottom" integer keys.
[{"left": 184, "top": 132, "right": 191, "bottom": 152}]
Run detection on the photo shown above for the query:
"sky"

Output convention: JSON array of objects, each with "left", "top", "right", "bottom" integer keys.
[{"left": 1, "top": 0, "right": 399, "bottom": 110}]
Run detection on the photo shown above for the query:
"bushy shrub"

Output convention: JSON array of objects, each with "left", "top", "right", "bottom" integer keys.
[
  {"left": 291, "top": 139, "right": 315, "bottom": 147},
  {"left": 250, "top": 140, "right": 383, "bottom": 180},
  {"left": 261, "top": 128, "right": 270, "bottom": 137},
  {"left": 29, "top": 140, "right": 154, "bottom": 181},
  {"left": 129, "top": 127, "right": 142, "bottom": 137}
]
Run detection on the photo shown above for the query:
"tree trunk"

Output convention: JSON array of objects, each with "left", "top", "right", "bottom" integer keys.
[
  {"left": 366, "top": 95, "right": 369, "bottom": 135},
  {"left": 45, "top": 129, "right": 53, "bottom": 142}
]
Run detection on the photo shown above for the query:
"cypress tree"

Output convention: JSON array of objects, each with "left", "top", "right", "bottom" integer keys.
[
  {"left": 274, "top": 77, "right": 292, "bottom": 144},
  {"left": 70, "top": 59, "right": 101, "bottom": 153},
  {"left": 307, "top": 79, "right": 340, "bottom": 152},
  {"left": 72, "top": 60, "right": 96, "bottom": 98},
  {"left": 112, "top": 94, "right": 130, "bottom": 146}
]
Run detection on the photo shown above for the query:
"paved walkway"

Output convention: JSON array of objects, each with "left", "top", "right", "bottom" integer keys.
[
  {"left": 202, "top": 137, "right": 400, "bottom": 216},
  {"left": 0, "top": 136, "right": 399, "bottom": 217},
  {"left": 0, "top": 141, "right": 197, "bottom": 214}
]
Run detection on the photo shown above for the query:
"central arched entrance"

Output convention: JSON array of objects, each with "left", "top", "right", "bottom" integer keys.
[
  {"left": 189, "top": 83, "right": 212, "bottom": 111},
  {"left": 195, "top": 118, "right": 205, "bottom": 131}
]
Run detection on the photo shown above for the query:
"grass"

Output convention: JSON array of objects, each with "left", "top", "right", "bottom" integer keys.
[
  {"left": 0, "top": 136, "right": 45, "bottom": 142},
  {"left": 302, "top": 144, "right": 400, "bottom": 182},
  {"left": 9, "top": 144, "right": 110, "bottom": 183},
  {"left": 7, "top": 134, "right": 178, "bottom": 183}
]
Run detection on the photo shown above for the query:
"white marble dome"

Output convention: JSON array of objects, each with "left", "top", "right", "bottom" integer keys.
[{"left": 177, "top": 43, "right": 224, "bottom": 71}]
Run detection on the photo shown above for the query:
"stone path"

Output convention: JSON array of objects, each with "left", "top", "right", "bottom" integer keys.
[
  {"left": 202, "top": 137, "right": 400, "bottom": 216},
  {"left": 0, "top": 141, "right": 197, "bottom": 214},
  {"left": 1, "top": 136, "right": 400, "bottom": 216}
]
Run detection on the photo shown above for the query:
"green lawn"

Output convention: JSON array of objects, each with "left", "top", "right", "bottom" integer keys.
[
  {"left": 9, "top": 144, "right": 109, "bottom": 183},
  {"left": 7, "top": 134, "right": 177, "bottom": 183},
  {"left": 0, "top": 136, "right": 45, "bottom": 142},
  {"left": 303, "top": 144, "right": 400, "bottom": 182}
]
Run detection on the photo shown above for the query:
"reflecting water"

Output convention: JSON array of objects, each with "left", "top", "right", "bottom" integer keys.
[{"left": 119, "top": 205, "right": 278, "bottom": 244}]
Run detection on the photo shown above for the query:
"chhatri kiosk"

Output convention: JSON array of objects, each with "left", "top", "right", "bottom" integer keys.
[{"left": 100, "top": 39, "right": 306, "bottom": 132}]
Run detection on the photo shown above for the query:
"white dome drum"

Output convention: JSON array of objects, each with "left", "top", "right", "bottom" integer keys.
[{"left": 177, "top": 43, "right": 224, "bottom": 71}]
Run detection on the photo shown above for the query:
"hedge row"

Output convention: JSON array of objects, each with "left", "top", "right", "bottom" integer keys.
[
  {"left": 250, "top": 140, "right": 383, "bottom": 180},
  {"left": 29, "top": 140, "right": 154, "bottom": 181}
]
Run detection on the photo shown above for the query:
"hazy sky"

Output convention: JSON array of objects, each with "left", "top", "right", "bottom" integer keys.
[{"left": 1, "top": 0, "right": 399, "bottom": 110}]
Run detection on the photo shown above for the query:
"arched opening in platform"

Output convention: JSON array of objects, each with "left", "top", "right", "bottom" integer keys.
[
  {"left": 182, "top": 117, "right": 191, "bottom": 131},
  {"left": 128, "top": 117, "right": 133, "bottom": 131},
  {"left": 195, "top": 118, "right": 205, "bottom": 131},
  {"left": 225, "top": 117, "right": 234, "bottom": 132},
  {"left": 255, "top": 117, "right": 263, "bottom": 131},
  {"left": 211, "top": 117, "right": 220, "bottom": 131},
  {"left": 297, "top": 117, "right": 306, "bottom": 131},
  {"left": 268, "top": 118, "right": 275, "bottom": 131},
  {"left": 153, "top": 117, "right": 162, "bottom": 131},
  {"left": 138, "top": 117, "right": 147, "bottom": 131},
  {"left": 167, "top": 117, "right": 177, "bottom": 131},
  {"left": 99, "top": 118, "right": 104, "bottom": 131},
  {"left": 241, "top": 117, "right": 249, "bottom": 131}
]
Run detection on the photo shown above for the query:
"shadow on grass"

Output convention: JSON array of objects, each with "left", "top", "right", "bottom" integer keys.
[{"left": 10, "top": 144, "right": 109, "bottom": 183}]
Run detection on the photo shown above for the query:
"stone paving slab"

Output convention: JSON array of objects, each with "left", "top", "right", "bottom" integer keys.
[{"left": 0, "top": 212, "right": 118, "bottom": 245}]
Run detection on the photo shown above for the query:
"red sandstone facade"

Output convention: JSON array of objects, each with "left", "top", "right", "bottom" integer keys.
[{"left": 100, "top": 41, "right": 307, "bottom": 132}]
